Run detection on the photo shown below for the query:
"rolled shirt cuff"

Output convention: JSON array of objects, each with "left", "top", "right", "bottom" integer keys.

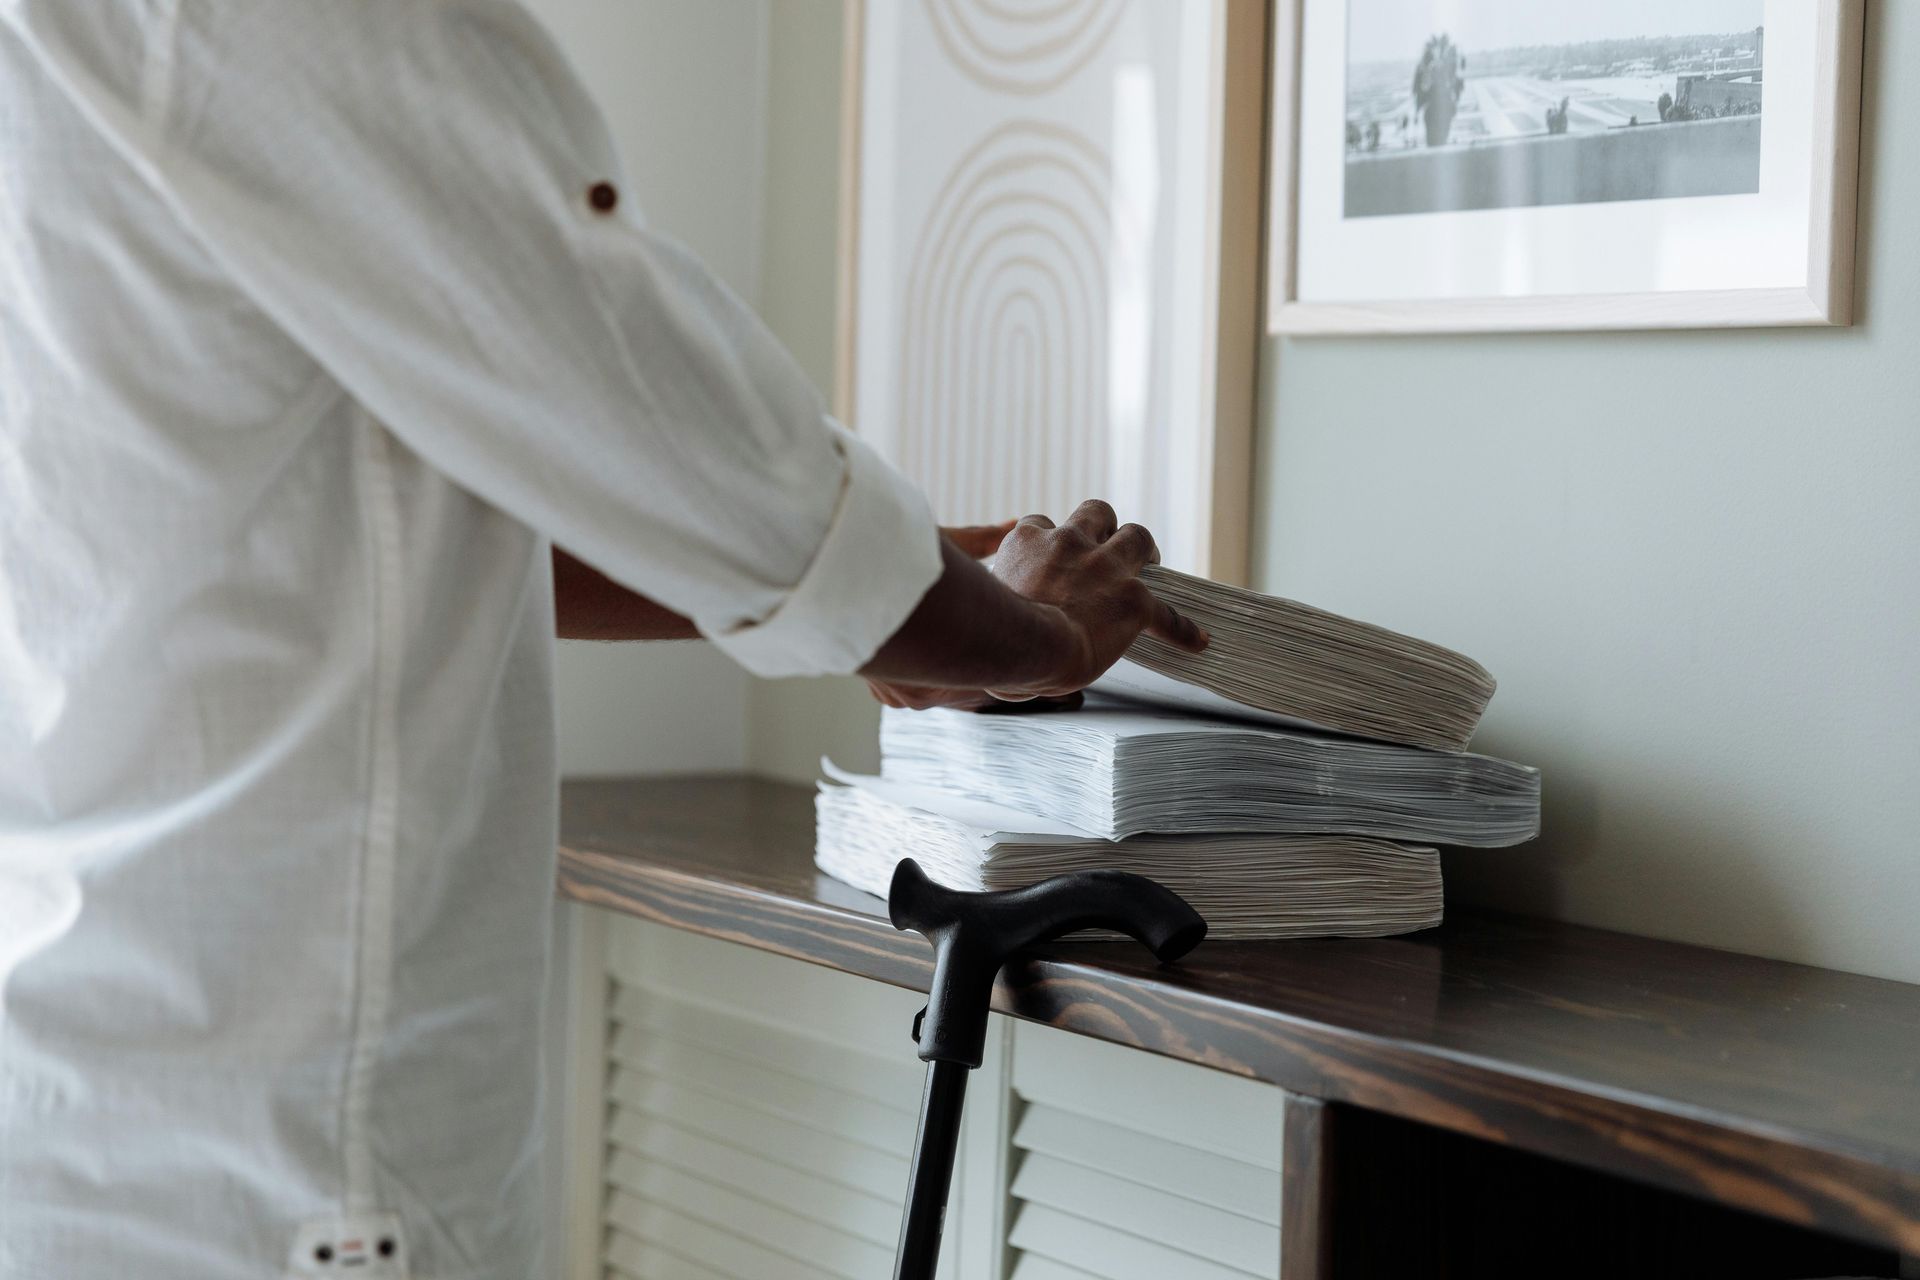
[{"left": 710, "top": 419, "right": 942, "bottom": 678}]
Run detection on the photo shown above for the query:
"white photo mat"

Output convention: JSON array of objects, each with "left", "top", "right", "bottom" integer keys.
[{"left": 1266, "top": 0, "right": 1866, "bottom": 334}]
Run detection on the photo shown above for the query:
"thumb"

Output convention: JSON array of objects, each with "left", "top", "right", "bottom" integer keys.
[{"left": 942, "top": 520, "right": 1018, "bottom": 560}]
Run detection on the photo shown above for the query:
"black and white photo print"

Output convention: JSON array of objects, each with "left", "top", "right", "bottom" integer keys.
[{"left": 1342, "top": 0, "right": 1765, "bottom": 217}]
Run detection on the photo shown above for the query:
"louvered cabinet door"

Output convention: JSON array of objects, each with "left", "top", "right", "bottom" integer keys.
[
  {"left": 594, "top": 919, "right": 964, "bottom": 1280},
  {"left": 999, "top": 1024, "right": 1286, "bottom": 1280}
]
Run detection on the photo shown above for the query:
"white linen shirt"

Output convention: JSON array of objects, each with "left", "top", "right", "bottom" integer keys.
[{"left": 0, "top": 3, "right": 941, "bottom": 1277}]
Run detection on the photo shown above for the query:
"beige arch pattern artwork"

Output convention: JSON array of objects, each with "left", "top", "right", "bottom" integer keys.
[
  {"left": 897, "top": 121, "right": 1111, "bottom": 525},
  {"left": 922, "top": 0, "right": 1129, "bottom": 96}
]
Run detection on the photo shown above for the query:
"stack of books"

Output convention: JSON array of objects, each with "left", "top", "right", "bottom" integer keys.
[{"left": 815, "top": 567, "right": 1541, "bottom": 940}]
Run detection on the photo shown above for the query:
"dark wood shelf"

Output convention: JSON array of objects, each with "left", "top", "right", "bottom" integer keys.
[{"left": 559, "top": 774, "right": 1920, "bottom": 1256}]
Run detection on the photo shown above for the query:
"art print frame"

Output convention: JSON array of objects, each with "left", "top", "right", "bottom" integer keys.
[
  {"left": 837, "top": 0, "right": 1269, "bottom": 584},
  {"left": 1266, "top": 0, "right": 1866, "bottom": 335}
]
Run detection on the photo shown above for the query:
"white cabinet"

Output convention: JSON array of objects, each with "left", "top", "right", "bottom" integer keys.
[{"left": 569, "top": 916, "right": 1287, "bottom": 1280}]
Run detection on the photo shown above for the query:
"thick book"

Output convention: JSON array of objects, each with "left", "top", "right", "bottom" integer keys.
[
  {"left": 880, "top": 699, "right": 1541, "bottom": 847},
  {"left": 1100, "top": 564, "right": 1497, "bottom": 753},
  {"left": 815, "top": 769, "right": 1443, "bottom": 942}
]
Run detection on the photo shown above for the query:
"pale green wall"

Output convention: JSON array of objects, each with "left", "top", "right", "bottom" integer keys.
[
  {"left": 748, "top": 0, "right": 888, "bottom": 782},
  {"left": 759, "top": 0, "right": 847, "bottom": 401},
  {"left": 540, "top": 0, "right": 769, "bottom": 779},
  {"left": 1260, "top": 4, "right": 1918, "bottom": 982}
]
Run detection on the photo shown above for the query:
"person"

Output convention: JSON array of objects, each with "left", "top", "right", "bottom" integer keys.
[
  {"left": 1413, "top": 33, "right": 1467, "bottom": 147},
  {"left": 0, "top": 5, "right": 1206, "bottom": 1278}
]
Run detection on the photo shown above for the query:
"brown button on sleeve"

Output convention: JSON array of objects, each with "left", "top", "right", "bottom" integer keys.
[{"left": 587, "top": 181, "right": 619, "bottom": 214}]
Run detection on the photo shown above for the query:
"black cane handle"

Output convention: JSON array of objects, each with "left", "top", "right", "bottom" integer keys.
[{"left": 887, "top": 859, "right": 1207, "bottom": 1069}]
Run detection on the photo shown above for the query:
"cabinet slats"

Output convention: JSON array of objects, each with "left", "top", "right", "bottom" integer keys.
[
  {"left": 1013, "top": 1024, "right": 1285, "bottom": 1168},
  {"left": 1005, "top": 1025, "right": 1284, "bottom": 1280},
  {"left": 1013, "top": 1105, "right": 1281, "bottom": 1223},
  {"left": 610, "top": 984, "right": 923, "bottom": 1101},
  {"left": 604, "top": 1197, "right": 844, "bottom": 1280},
  {"left": 608, "top": 1165, "right": 889, "bottom": 1278},
  {"left": 602, "top": 1223, "right": 733, "bottom": 1280},
  {"left": 607, "top": 1069, "right": 909, "bottom": 1201},
  {"left": 596, "top": 926, "right": 947, "bottom": 1280},
  {"left": 1009, "top": 1202, "right": 1263, "bottom": 1280},
  {"left": 607, "top": 1116, "right": 898, "bottom": 1246},
  {"left": 1006, "top": 1255, "right": 1107, "bottom": 1280},
  {"left": 609, "top": 1025, "right": 918, "bottom": 1150},
  {"left": 1012, "top": 1151, "right": 1278, "bottom": 1274}
]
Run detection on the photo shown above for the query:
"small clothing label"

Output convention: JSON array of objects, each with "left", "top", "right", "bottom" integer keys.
[{"left": 287, "top": 1213, "right": 409, "bottom": 1278}]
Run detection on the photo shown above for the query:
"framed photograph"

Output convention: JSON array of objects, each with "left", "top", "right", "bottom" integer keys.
[
  {"left": 838, "top": 0, "right": 1268, "bottom": 581},
  {"left": 1267, "top": 0, "right": 1866, "bottom": 334}
]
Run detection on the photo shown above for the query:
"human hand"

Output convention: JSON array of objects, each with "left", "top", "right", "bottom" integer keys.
[
  {"left": 865, "top": 520, "right": 1042, "bottom": 711},
  {"left": 864, "top": 679, "right": 996, "bottom": 712},
  {"left": 863, "top": 680, "right": 1085, "bottom": 713},
  {"left": 985, "top": 500, "right": 1208, "bottom": 700}
]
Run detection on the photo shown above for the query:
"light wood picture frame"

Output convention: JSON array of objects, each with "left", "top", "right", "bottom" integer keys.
[
  {"left": 1266, "top": 0, "right": 1865, "bottom": 335},
  {"left": 837, "top": 0, "right": 1269, "bottom": 584}
]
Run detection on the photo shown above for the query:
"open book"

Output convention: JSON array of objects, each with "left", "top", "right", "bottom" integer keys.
[
  {"left": 1099, "top": 565, "right": 1497, "bottom": 753},
  {"left": 816, "top": 767, "right": 1443, "bottom": 942},
  {"left": 880, "top": 699, "right": 1540, "bottom": 847}
]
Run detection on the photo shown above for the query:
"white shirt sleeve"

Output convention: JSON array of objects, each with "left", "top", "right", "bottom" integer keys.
[{"left": 13, "top": 0, "right": 940, "bottom": 677}]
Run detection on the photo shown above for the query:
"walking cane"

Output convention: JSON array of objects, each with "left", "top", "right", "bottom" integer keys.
[{"left": 884, "top": 858, "right": 1208, "bottom": 1280}]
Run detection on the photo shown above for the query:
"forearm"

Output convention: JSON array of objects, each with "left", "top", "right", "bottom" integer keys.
[
  {"left": 859, "top": 539, "right": 1076, "bottom": 694},
  {"left": 552, "top": 547, "right": 700, "bottom": 641},
  {"left": 549, "top": 538, "right": 1064, "bottom": 674}
]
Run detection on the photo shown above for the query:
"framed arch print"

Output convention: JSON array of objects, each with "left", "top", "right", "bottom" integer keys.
[
  {"left": 838, "top": 0, "right": 1269, "bottom": 583},
  {"left": 1266, "top": 0, "right": 1866, "bottom": 334}
]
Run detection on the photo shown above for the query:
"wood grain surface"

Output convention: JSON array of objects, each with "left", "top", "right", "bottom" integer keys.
[
  {"left": 1280, "top": 1095, "right": 1335, "bottom": 1280},
  {"left": 558, "top": 774, "right": 1920, "bottom": 1254}
]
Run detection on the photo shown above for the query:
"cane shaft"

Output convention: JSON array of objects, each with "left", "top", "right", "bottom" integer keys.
[{"left": 892, "top": 1060, "right": 970, "bottom": 1280}]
